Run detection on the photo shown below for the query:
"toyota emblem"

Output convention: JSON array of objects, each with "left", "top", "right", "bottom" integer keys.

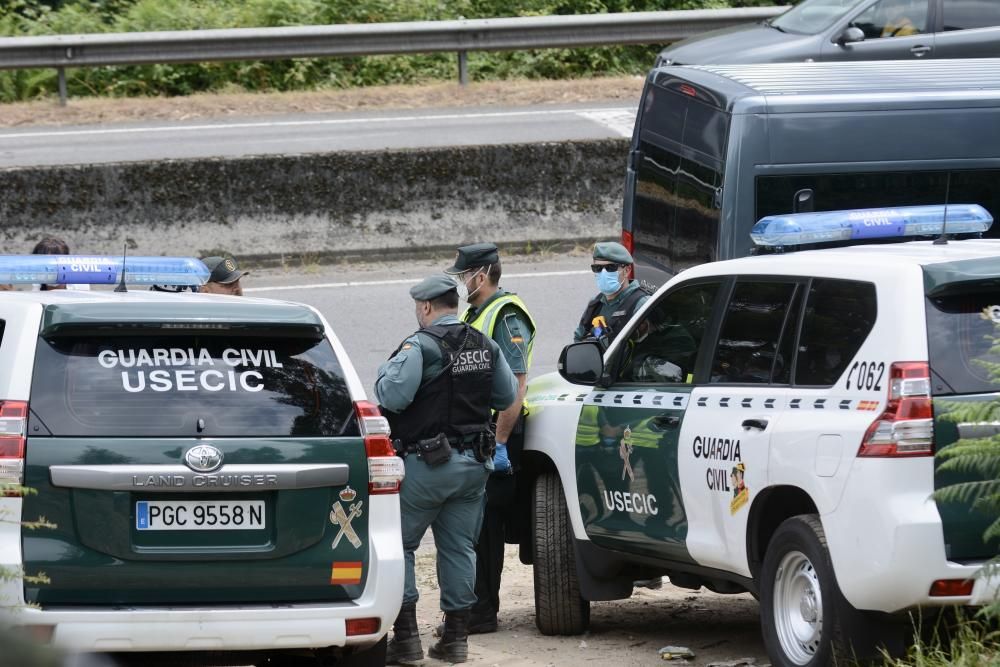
[{"left": 184, "top": 444, "right": 224, "bottom": 473}]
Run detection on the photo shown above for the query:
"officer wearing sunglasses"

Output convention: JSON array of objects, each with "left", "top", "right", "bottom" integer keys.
[{"left": 574, "top": 242, "right": 650, "bottom": 345}]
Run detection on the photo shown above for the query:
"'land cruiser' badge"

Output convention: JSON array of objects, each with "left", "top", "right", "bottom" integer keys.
[{"left": 331, "top": 486, "right": 363, "bottom": 549}]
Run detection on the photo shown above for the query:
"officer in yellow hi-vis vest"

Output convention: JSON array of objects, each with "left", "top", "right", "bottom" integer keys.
[{"left": 444, "top": 242, "right": 537, "bottom": 635}]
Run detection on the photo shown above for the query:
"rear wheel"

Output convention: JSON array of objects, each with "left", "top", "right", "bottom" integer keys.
[
  {"left": 532, "top": 472, "right": 590, "bottom": 636},
  {"left": 760, "top": 515, "right": 855, "bottom": 667}
]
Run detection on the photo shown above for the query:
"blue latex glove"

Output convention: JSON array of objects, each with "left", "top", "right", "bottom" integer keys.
[{"left": 493, "top": 442, "right": 511, "bottom": 472}]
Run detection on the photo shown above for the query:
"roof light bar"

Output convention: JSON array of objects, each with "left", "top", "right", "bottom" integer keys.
[
  {"left": 0, "top": 256, "right": 209, "bottom": 286},
  {"left": 751, "top": 204, "right": 993, "bottom": 248}
]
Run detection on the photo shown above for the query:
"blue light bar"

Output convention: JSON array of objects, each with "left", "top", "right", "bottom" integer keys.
[
  {"left": 751, "top": 204, "right": 993, "bottom": 247},
  {"left": 0, "top": 256, "right": 209, "bottom": 286}
]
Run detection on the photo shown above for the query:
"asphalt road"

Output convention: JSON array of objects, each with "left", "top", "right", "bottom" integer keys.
[
  {"left": 245, "top": 253, "right": 594, "bottom": 394},
  {"left": 0, "top": 103, "right": 636, "bottom": 168}
]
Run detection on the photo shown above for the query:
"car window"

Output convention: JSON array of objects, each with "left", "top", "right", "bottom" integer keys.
[
  {"left": 771, "top": 0, "right": 862, "bottom": 35},
  {"left": 711, "top": 281, "right": 800, "bottom": 384},
  {"left": 616, "top": 281, "right": 722, "bottom": 385},
  {"left": 756, "top": 170, "right": 1000, "bottom": 243},
  {"left": 850, "top": 0, "right": 928, "bottom": 38},
  {"left": 925, "top": 289, "right": 1000, "bottom": 395},
  {"left": 30, "top": 332, "right": 358, "bottom": 437},
  {"left": 942, "top": 0, "right": 1000, "bottom": 30},
  {"left": 795, "top": 279, "right": 877, "bottom": 386}
]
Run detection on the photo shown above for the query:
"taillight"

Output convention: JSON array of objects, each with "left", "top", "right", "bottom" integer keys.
[
  {"left": 0, "top": 401, "right": 28, "bottom": 495},
  {"left": 858, "top": 362, "right": 933, "bottom": 457},
  {"left": 621, "top": 229, "right": 635, "bottom": 280},
  {"left": 355, "top": 401, "right": 404, "bottom": 495}
]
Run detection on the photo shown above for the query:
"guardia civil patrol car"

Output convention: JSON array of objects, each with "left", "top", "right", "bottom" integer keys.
[
  {"left": 0, "top": 256, "right": 404, "bottom": 665},
  {"left": 520, "top": 205, "right": 1000, "bottom": 666}
]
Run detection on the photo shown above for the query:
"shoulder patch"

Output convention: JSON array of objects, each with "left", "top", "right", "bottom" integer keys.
[{"left": 401, "top": 343, "right": 413, "bottom": 351}]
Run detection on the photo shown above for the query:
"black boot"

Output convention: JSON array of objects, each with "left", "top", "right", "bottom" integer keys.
[
  {"left": 386, "top": 602, "right": 423, "bottom": 665},
  {"left": 428, "top": 609, "right": 471, "bottom": 664}
]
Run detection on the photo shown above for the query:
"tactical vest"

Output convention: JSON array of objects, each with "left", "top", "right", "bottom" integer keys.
[
  {"left": 462, "top": 292, "right": 537, "bottom": 370},
  {"left": 384, "top": 323, "right": 495, "bottom": 446},
  {"left": 578, "top": 286, "right": 649, "bottom": 344}
]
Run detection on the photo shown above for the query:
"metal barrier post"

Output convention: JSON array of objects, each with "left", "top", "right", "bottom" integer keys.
[
  {"left": 458, "top": 50, "right": 468, "bottom": 86},
  {"left": 57, "top": 67, "right": 67, "bottom": 106}
]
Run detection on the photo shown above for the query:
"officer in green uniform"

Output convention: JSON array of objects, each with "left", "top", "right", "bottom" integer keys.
[
  {"left": 574, "top": 242, "right": 650, "bottom": 346},
  {"left": 444, "top": 242, "right": 537, "bottom": 634},
  {"left": 376, "top": 274, "right": 518, "bottom": 665}
]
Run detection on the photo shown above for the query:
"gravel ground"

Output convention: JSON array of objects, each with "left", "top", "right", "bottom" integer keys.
[{"left": 411, "top": 545, "right": 768, "bottom": 667}]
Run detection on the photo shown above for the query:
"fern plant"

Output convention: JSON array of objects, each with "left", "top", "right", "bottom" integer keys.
[{"left": 934, "top": 323, "right": 1000, "bottom": 620}]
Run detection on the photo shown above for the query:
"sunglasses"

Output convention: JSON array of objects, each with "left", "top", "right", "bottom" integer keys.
[{"left": 590, "top": 263, "right": 622, "bottom": 273}]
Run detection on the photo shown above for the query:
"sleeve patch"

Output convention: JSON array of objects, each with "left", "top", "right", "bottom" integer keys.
[{"left": 510, "top": 336, "right": 524, "bottom": 344}]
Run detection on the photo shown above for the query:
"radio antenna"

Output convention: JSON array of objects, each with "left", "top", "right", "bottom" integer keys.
[
  {"left": 934, "top": 172, "right": 953, "bottom": 246},
  {"left": 114, "top": 242, "right": 128, "bottom": 292}
]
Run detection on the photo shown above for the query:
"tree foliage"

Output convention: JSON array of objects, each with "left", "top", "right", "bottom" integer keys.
[{"left": 0, "top": 0, "right": 787, "bottom": 101}]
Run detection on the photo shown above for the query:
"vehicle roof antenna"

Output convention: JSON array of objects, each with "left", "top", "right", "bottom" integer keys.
[
  {"left": 114, "top": 242, "right": 128, "bottom": 292},
  {"left": 934, "top": 172, "right": 952, "bottom": 246}
]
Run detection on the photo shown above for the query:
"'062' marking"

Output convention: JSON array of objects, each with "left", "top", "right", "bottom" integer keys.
[{"left": 845, "top": 361, "right": 885, "bottom": 392}]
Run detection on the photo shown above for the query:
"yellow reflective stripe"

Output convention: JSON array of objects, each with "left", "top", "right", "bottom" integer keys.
[{"left": 467, "top": 294, "right": 536, "bottom": 370}]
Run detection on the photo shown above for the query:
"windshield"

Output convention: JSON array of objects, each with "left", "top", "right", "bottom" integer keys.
[{"left": 771, "top": 0, "right": 864, "bottom": 35}]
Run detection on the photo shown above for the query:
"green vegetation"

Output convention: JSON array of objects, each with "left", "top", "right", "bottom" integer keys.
[
  {"left": 893, "top": 326, "right": 1000, "bottom": 666},
  {"left": 0, "top": 0, "right": 781, "bottom": 102}
]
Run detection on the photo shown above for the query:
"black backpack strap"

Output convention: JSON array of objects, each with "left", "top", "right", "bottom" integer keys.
[{"left": 578, "top": 295, "right": 604, "bottom": 336}]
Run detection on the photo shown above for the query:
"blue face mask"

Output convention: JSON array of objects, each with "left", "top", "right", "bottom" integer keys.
[{"left": 595, "top": 269, "right": 622, "bottom": 296}]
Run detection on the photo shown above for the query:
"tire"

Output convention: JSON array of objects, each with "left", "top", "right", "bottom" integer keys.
[
  {"left": 760, "top": 515, "right": 867, "bottom": 667},
  {"left": 532, "top": 472, "right": 590, "bottom": 636}
]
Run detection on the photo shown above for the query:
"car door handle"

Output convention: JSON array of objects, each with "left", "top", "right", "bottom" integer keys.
[
  {"left": 910, "top": 45, "right": 932, "bottom": 57},
  {"left": 652, "top": 415, "right": 680, "bottom": 428},
  {"left": 742, "top": 418, "right": 768, "bottom": 431}
]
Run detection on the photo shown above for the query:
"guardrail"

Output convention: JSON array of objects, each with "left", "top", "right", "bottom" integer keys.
[{"left": 0, "top": 6, "right": 786, "bottom": 105}]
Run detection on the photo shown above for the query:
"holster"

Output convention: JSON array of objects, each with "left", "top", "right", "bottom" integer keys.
[{"left": 472, "top": 427, "right": 496, "bottom": 464}]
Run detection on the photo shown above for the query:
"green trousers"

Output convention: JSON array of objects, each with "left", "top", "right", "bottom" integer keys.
[{"left": 401, "top": 449, "right": 489, "bottom": 612}]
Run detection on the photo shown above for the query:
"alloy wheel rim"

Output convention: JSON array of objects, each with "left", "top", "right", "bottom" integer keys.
[{"left": 773, "top": 550, "right": 823, "bottom": 665}]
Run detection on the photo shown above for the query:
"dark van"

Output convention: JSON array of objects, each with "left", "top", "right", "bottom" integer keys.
[{"left": 622, "top": 58, "right": 1000, "bottom": 290}]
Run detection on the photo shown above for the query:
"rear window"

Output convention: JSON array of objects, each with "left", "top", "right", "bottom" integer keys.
[
  {"left": 926, "top": 290, "right": 1000, "bottom": 395},
  {"left": 30, "top": 333, "right": 358, "bottom": 437}
]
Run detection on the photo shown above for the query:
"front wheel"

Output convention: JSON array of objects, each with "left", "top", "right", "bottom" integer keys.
[
  {"left": 532, "top": 472, "right": 590, "bottom": 636},
  {"left": 760, "top": 515, "right": 856, "bottom": 667}
]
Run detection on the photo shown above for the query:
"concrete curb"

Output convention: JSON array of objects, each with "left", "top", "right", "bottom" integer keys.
[{"left": 0, "top": 138, "right": 629, "bottom": 262}]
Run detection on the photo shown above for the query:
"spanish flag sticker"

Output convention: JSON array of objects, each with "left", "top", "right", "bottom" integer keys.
[
  {"left": 331, "top": 561, "right": 363, "bottom": 585},
  {"left": 510, "top": 336, "right": 524, "bottom": 344}
]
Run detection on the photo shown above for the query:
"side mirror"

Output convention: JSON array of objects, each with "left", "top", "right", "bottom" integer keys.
[
  {"left": 558, "top": 342, "right": 605, "bottom": 386},
  {"left": 838, "top": 26, "right": 865, "bottom": 45}
]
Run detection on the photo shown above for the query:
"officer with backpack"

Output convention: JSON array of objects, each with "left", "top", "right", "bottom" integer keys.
[
  {"left": 574, "top": 242, "right": 650, "bottom": 346},
  {"left": 376, "top": 274, "right": 518, "bottom": 665}
]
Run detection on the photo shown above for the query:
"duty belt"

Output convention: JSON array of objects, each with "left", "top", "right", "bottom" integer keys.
[{"left": 393, "top": 436, "right": 474, "bottom": 456}]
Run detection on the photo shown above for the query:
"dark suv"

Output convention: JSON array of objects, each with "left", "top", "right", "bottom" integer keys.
[{"left": 656, "top": 0, "right": 1000, "bottom": 66}]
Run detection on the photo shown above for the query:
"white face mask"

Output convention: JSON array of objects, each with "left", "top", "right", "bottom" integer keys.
[{"left": 460, "top": 266, "right": 488, "bottom": 302}]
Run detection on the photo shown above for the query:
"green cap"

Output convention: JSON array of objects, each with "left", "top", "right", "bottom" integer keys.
[
  {"left": 202, "top": 256, "right": 249, "bottom": 284},
  {"left": 593, "top": 242, "right": 633, "bottom": 265},
  {"left": 445, "top": 242, "right": 499, "bottom": 274},
  {"left": 409, "top": 274, "right": 459, "bottom": 301}
]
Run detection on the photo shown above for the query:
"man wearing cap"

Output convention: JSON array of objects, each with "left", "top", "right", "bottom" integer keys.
[
  {"left": 574, "top": 242, "right": 649, "bottom": 345},
  {"left": 199, "top": 256, "right": 249, "bottom": 296},
  {"left": 444, "top": 242, "right": 536, "bottom": 635},
  {"left": 376, "top": 274, "right": 517, "bottom": 665}
]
